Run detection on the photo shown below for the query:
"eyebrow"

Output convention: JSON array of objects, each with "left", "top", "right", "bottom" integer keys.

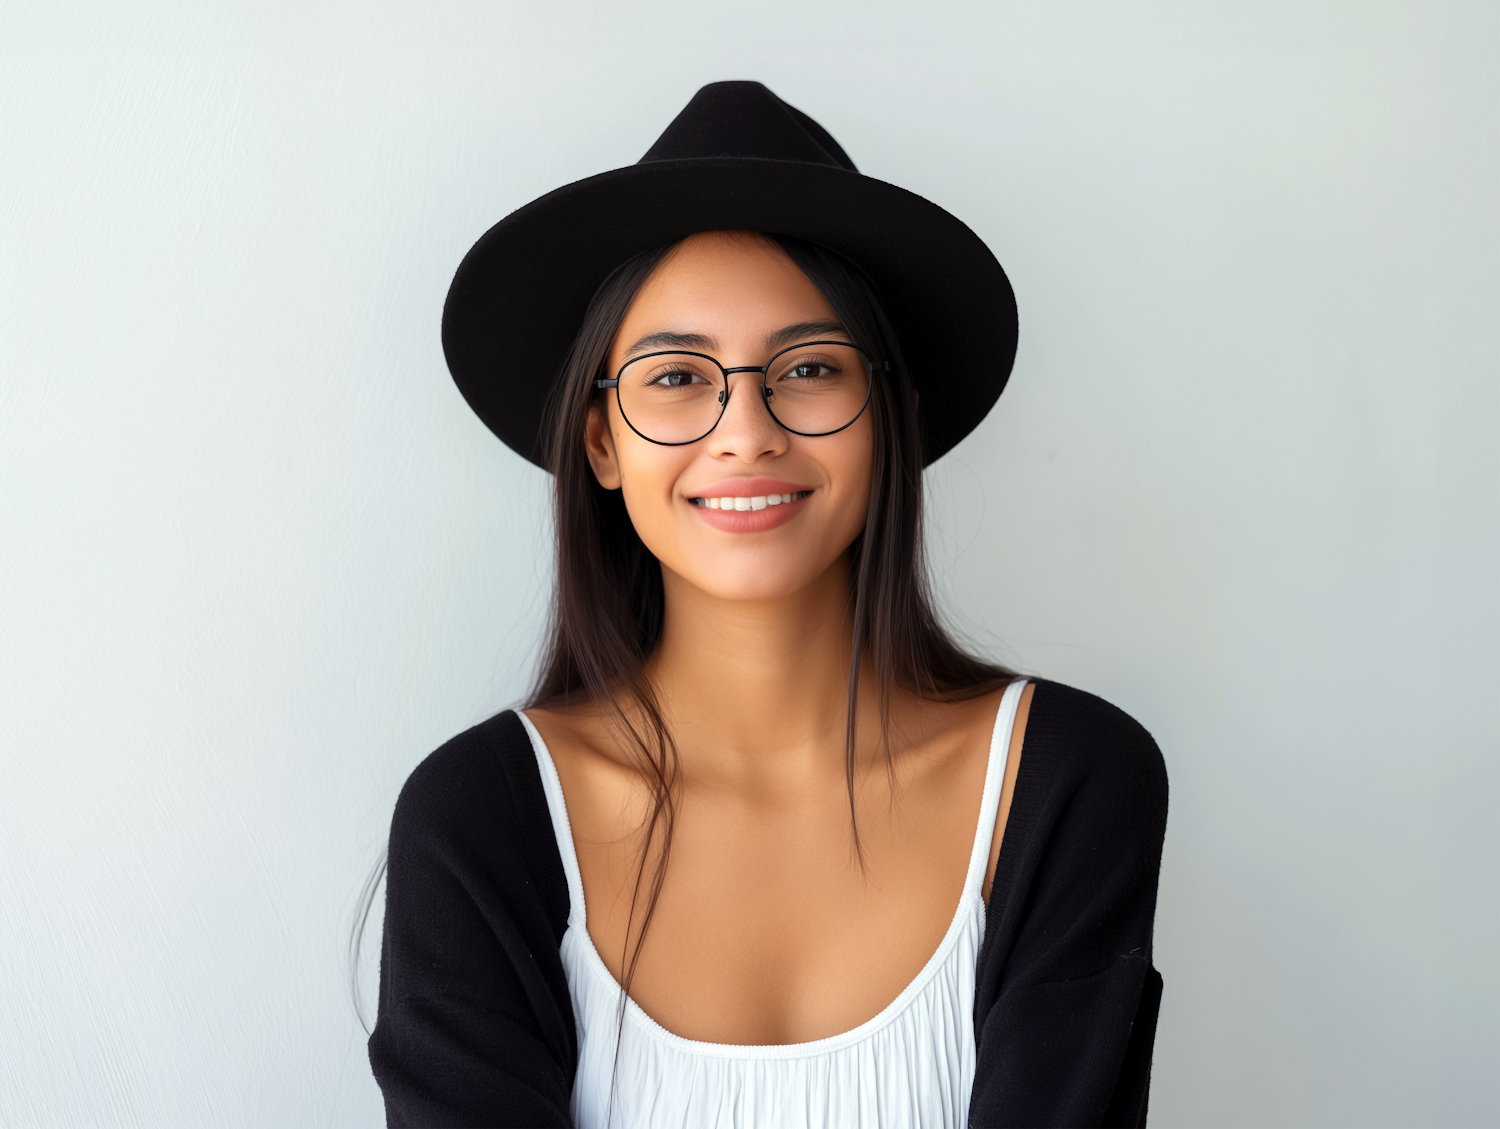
[
  {"left": 622, "top": 320, "right": 850, "bottom": 359},
  {"left": 765, "top": 320, "right": 849, "bottom": 349},
  {"left": 623, "top": 330, "right": 717, "bottom": 356}
]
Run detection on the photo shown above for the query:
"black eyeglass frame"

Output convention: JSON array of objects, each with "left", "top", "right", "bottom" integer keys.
[{"left": 594, "top": 339, "right": 890, "bottom": 447}]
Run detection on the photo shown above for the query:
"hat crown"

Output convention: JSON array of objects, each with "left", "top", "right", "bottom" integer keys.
[{"left": 639, "top": 81, "right": 858, "bottom": 172}]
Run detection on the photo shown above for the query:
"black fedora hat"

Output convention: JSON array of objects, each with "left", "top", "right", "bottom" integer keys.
[{"left": 442, "top": 80, "right": 1017, "bottom": 468}]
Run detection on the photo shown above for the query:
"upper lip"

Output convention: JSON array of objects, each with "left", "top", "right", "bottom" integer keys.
[{"left": 687, "top": 478, "right": 813, "bottom": 498}]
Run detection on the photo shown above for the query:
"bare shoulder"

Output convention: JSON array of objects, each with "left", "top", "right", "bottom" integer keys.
[
  {"left": 887, "top": 680, "right": 1030, "bottom": 782},
  {"left": 880, "top": 679, "right": 1033, "bottom": 902},
  {"left": 523, "top": 702, "right": 609, "bottom": 761},
  {"left": 910, "top": 678, "right": 1036, "bottom": 901},
  {"left": 523, "top": 702, "right": 650, "bottom": 838}
]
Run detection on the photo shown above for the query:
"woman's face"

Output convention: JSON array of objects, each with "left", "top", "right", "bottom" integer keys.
[{"left": 587, "top": 231, "right": 875, "bottom": 604}]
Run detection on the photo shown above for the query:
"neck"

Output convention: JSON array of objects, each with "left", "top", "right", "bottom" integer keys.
[{"left": 645, "top": 555, "right": 866, "bottom": 782}]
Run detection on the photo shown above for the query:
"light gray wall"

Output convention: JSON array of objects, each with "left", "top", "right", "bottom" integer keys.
[{"left": 2, "top": 3, "right": 1495, "bottom": 1125}]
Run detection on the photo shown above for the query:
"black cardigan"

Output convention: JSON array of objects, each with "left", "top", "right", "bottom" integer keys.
[{"left": 369, "top": 680, "right": 1169, "bottom": 1128}]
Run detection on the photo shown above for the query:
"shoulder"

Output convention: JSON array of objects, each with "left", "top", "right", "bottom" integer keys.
[
  {"left": 388, "top": 709, "right": 569, "bottom": 935},
  {"left": 1022, "top": 679, "right": 1168, "bottom": 812},
  {"left": 391, "top": 709, "right": 535, "bottom": 841},
  {"left": 983, "top": 681, "right": 1169, "bottom": 974},
  {"left": 996, "top": 680, "right": 1168, "bottom": 897}
]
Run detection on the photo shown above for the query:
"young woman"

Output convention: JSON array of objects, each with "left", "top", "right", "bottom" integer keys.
[{"left": 368, "top": 82, "right": 1168, "bottom": 1129}]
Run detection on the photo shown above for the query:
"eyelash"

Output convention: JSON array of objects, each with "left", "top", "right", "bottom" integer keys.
[{"left": 645, "top": 367, "right": 705, "bottom": 386}]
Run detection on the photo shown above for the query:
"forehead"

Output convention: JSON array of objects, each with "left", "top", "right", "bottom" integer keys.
[{"left": 619, "top": 232, "right": 838, "bottom": 339}]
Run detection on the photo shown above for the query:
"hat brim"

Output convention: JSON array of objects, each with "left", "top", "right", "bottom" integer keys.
[{"left": 442, "top": 158, "right": 1017, "bottom": 468}]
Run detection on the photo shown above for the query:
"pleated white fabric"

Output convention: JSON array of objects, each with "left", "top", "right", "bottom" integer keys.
[{"left": 520, "top": 678, "right": 1025, "bottom": 1129}]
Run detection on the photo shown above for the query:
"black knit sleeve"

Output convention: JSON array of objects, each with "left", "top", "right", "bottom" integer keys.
[
  {"left": 368, "top": 711, "right": 577, "bottom": 1128},
  {"left": 969, "top": 681, "right": 1169, "bottom": 1129}
]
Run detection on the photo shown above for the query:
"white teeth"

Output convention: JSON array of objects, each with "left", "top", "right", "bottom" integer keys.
[{"left": 694, "top": 491, "right": 808, "bottom": 509}]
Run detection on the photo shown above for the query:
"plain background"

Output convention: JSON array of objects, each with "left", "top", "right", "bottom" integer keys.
[{"left": 2, "top": 2, "right": 1496, "bottom": 1125}]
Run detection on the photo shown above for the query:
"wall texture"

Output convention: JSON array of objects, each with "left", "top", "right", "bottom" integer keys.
[{"left": 2, "top": 3, "right": 1495, "bottom": 1125}]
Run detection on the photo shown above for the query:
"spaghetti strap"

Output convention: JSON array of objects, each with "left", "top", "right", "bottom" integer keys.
[
  {"left": 518, "top": 710, "right": 589, "bottom": 932},
  {"left": 963, "top": 679, "right": 1028, "bottom": 899}
]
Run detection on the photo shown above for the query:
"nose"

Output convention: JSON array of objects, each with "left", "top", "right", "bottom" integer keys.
[{"left": 705, "top": 369, "right": 787, "bottom": 461}]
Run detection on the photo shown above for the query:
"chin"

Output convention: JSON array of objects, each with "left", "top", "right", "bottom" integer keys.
[{"left": 688, "top": 563, "right": 828, "bottom": 604}]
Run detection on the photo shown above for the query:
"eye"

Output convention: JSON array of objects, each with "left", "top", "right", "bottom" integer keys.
[
  {"left": 789, "top": 362, "right": 833, "bottom": 380},
  {"left": 779, "top": 357, "right": 843, "bottom": 382},
  {"left": 646, "top": 367, "right": 710, "bottom": 388}
]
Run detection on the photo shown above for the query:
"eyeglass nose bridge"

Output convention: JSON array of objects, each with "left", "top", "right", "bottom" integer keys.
[
  {"left": 593, "top": 364, "right": 771, "bottom": 408},
  {"left": 717, "top": 364, "right": 774, "bottom": 407}
]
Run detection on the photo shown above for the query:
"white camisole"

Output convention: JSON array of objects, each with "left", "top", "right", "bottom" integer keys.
[{"left": 521, "top": 678, "right": 1026, "bottom": 1129}]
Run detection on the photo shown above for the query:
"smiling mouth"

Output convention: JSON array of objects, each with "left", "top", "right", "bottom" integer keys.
[{"left": 689, "top": 490, "right": 812, "bottom": 511}]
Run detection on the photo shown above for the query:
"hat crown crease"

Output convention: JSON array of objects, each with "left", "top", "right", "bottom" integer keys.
[{"left": 639, "top": 80, "right": 854, "bottom": 171}]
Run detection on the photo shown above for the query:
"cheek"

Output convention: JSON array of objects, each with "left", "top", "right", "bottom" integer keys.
[{"left": 612, "top": 428, "right": 689, "bottom": 545}]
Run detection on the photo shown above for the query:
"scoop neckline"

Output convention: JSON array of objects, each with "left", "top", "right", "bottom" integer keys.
[{"left": 518, "top": 679, "right": 1023, "bottom": 1060}]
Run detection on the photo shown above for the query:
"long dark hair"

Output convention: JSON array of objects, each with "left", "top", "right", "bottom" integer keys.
[{"left": 350, "top": 231, "right": 1013, "bottom": 1032}]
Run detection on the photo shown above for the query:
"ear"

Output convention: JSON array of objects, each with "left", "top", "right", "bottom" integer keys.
[{"left": 585, "top": 403, "right": 623, "bottom": 490}]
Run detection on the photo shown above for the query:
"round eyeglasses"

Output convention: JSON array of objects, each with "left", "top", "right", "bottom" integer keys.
[{"left": 595, "top": 340, "right": 888, "bottom": 446}]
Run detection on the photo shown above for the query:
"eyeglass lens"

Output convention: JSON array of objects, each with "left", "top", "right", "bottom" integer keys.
[{"left": 613, "top": 342, "right": 873, "bottom": 445}]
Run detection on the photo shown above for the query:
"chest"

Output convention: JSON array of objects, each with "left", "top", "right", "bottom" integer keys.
[
  {"left": 570, "top": 756, "right": 990, "bottom": 1045},
  {"left": 559, "top": 868, "right": 989, "bottom": 1129}
]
